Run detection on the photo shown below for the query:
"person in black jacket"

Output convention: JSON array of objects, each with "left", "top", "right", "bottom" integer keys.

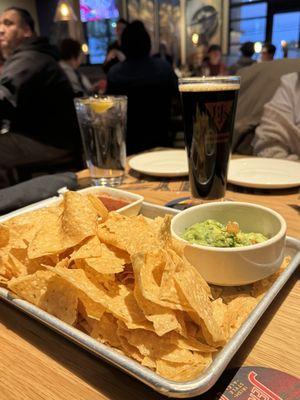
[
  {"left": 106, "top": 21, "right": 178, "bottom": 155},
  {"left": 0, "top": 7, "right": 83, "bottom": 185}
]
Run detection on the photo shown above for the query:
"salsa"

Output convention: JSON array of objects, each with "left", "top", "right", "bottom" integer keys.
[
  {"left": 182, "top": 219, "right": 268, "bottom": 247},
  {"left": 97, "top": 195, "right": 131, "bottom": 211}
]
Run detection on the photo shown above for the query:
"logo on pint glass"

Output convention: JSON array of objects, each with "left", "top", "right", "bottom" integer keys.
[{"left": 205, "top": 101, "right": 233, "bottom": 131}]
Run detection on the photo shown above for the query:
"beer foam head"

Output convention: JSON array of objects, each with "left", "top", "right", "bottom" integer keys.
[{"left": 179, "top": 82, "right": 240, "bottom": 92}]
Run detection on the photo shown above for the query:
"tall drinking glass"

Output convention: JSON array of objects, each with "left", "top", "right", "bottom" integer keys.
[
  {"left": 75, "top": 96, "right": 127, "bottom": 186},
  {"left": 179, "top": 77, "right": 240, "bottom": 200}
]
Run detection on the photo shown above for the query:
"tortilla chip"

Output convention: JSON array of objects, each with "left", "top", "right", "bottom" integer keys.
[
  {"left": 156, "top": 352, "right": 212, "bottom": 382},
  {"left": 174, "top": 266, "right": 225, "bottom": 346},
  {"left": 84, "top": 249, "right": 125, "bottom": 275},
  {"left": 141, "top": 356, "right": 156, "bottom": 369},
  {"left": 8, "top": 271, "right": 77, "bottom": 325},
  {"left": 252, "top": 256, "right": 291, "bottom": 298},
  {"left": 107, "top": 283, "right": 150, "bottom": 326},
  {"left": 0, "top": 224, "right": 9, "bottom": 247},
  {"left": 8, "top": 270, "right": 56, "bottom": 305},
  {"left": 118, "top": 326, "right": 178, "bottom": 359},
  {"left": 227, "top": 296, "right": 258, "bottom": 336},
  {"left": 169, "top": 332, "right": 216, "bottom": 353},
  {"left": 86, "top": 194, "right": 109, "bottom": 221},
  {"left": 70, "top": 236, "right": 125, "bottom": 277},
  {"left": 28, "top": 192, "right": 98, "bottom": 259},
  {"left": 132, "top": 250, "right": 185, "bottom": 311},
  {"left": 39, "top": 277, "right": 78, "bottom": 325},
  {"left": 4, "top": 253, "right": 27, "bottom": 278},
  {"left": 91, "top": 313, "right": 121, "bottom": 347},
  {"left": 117, "top": 331, "right": 144, "bottom": 362},
  {"left": 5, "top": 207, "right": 60, "bottom": 246},
  {"left": 133, "top": 280, "right": 182, "bottom": 336},
  {"left": 211, "top": 298, "right": 230, "bottom": 341},
  {"left": 76, "top": 299, "right": 97, "bottom": 334},
  {"left": 0, "top": 194, "right": 290, "bottom": 382},
  {"left": 0, "top": 275, "right": 8, "bottom": 286},
  {"left": 97, "top": 213, "right": 160, "bottom": 255},
  {"left": 70, "top": 236, "right": 103, "bottom": 259},
  {"left": 47, "top": 266, "right": 105, "bottom": 320}
]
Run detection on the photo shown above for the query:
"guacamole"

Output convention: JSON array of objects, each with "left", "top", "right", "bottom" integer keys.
[{"left": 182, "top": 219, "right": 268, "bottom": 247}]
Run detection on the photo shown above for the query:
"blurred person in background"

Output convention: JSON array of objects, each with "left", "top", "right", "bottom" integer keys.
[
  {"left": 153, "top": 42, "right": 173, "bottom": 66},
  {"left": 102, "top": 18, "right": 128, "bottom": 73},
  {"left": 59, "top": 38, "right": 93, "bottom": 97},
  {"left": 229, "top": 42, "right": 256, "bottom": 74},
  {"left": 232, "top": 57, "right": 300, "bottom": 154},
  {"left": 196, "top": 44, "right": 227, "bottom": 76},
  {"left": 252, "top": 73, "right": 300, "bottom": 160},
  {"left": 187, "top": 44, "right": 207, "bottom": 75},
  {"left": 106, "top": 20, "right": 178, "bottom": 155},
  {"left": 0, "top": 7, "right": 82, "bottom": 186},
  {"left": 261, "top": 43, "right": 276, "bottom": 62}
]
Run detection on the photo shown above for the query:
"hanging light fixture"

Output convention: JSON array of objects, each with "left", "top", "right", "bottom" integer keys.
[
  {"left": 54, "top": 0, "right": 78, "bottom": 22},
  {"left": 81, "top": 43, "right": 89, "bottom": 54},
  {"left": 191, "top": 33, "right": 199, "bottom": 46}
]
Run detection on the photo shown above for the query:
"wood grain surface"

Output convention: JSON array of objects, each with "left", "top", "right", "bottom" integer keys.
[{"left": 1, "top": 158, "right": 299, "bottom": 400}]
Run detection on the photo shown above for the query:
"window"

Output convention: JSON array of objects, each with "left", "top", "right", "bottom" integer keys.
[
  {"left": 85, "top": 19, "right": 117, "bottom": 64},
  {"left": 231, "top": 0, "right": 262, "bottom": 3},
  {"left": 230, "top": 2, "right": 267, "bottom": 20},
  {"left": 80, "top": 0, "right": 119, "bottom": 22},
  {"left": 80, "top": 0, "right": 120, "bottom": 64},
  {"left": 272, "top": 11, "right": 300, "bottom": 59},
  {"left": 229, "top": 1, "right": 267, "bottom": 55}
]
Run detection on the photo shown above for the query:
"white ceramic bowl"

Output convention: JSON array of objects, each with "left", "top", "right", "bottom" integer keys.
[
  {"left": 171, "top": 202, "right": 286, "bottom": 286},
  {"left": 77, "top": 186, "right": 143, "bottom": 216},
  {"left": 0, "top": 187, "right": 143, "bottom": 222}
]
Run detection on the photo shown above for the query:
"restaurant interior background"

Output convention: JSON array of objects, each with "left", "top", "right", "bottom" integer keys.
[{"left": 1, "top": 0, "right": 299, "bottom": 81}]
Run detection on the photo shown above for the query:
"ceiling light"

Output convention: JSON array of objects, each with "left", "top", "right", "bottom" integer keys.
[
  {"left": 81, "top": 43, "right": 89, "bottom": 54},
  {"left": 54, "top": 0, "right": 77, "bottom": 22},
  {"left": 254, "top": 41, "right": 262, "bottom": 53},
  {"left": 192, "top": 33, "right": 199, "bottom": 45}
]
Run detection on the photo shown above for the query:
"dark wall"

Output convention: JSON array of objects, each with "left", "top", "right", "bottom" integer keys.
[{"left": 35, "top": 0, "right": 58, "bottom": 37}]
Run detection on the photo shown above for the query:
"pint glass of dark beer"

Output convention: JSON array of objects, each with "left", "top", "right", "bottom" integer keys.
[{"left": 179, "top": 77, "right": 240, "bottom": 200}]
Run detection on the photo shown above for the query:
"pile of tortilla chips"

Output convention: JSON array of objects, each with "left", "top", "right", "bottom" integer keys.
[{"left": 0, "top": 192, "right": 289, "bottom": 382}]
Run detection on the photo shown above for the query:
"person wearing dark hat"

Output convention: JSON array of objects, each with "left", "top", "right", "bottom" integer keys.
[
  {"left": 0, "top": 7, "right": 82, "bottom": 186},
  {"left": 106, "top": 20, "right": 178, "bottom": 155},
  {"left": 229, "top": 41, "right": 256, "bottom": 74}
]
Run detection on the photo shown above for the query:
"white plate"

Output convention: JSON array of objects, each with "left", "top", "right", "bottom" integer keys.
[
  {"left": 129, "top": 150, "right": 188, "bottom": 177},
  {"left": 228, "top": 158, "right": 300, "bottom": 189}
]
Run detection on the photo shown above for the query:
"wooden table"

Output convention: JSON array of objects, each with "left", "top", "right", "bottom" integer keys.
[{"left": 1, "top": 163, "right": 299, "bottom": 400}]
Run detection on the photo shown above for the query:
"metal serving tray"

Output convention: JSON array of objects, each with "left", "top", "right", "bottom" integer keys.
[{"left": 0, "top": 200, "right": 300, "bottom": 398}]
